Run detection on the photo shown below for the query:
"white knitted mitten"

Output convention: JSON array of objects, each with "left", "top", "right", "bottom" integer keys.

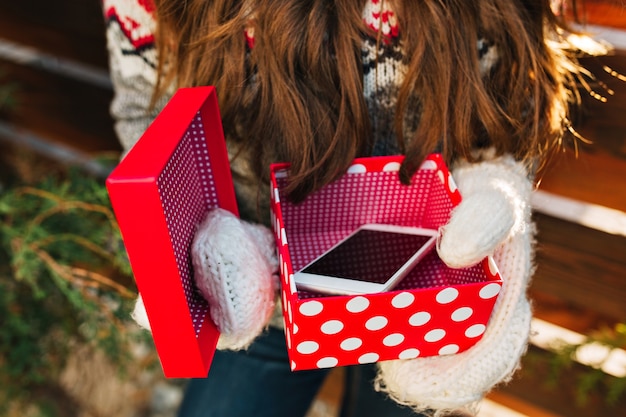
[
  {"left": 129, "top": 209, "right": 279, "bottom": 350},
  {"left": 437, "top": 153, "right": 532, "bottom": 268},
  {"left": 375, "top": 153, "right": 534, "bottom": 416},
  {"left": 191, "top": 208, "right": 279, "bottom": 351}
]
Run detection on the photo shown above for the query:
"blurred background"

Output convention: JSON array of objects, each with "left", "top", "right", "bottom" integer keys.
[{"left": 0, "top": 1, "right": 624, "bottom": 416}]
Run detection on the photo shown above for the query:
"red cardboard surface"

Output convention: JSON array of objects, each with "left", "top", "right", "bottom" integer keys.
[
  {"left": 106, "top": 86, "right": 237, "bottom": 378},
  {"left": 270, "top": 155, "right": 503, "bottom": 371}
]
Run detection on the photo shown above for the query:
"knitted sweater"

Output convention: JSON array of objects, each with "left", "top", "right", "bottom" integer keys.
[{"left": 103, "top": 0, "right": 498, "bottom": 225}]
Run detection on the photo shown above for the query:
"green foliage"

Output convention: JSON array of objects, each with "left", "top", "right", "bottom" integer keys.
[
  {"left": 0, "top": 167, "right": 140, "bottom": 415},
  {"left": 539, "top": 322, "right": 626, "bottom": 407},
  {"left": 571, "top": 323, "right": 626, "bottom": 406}
]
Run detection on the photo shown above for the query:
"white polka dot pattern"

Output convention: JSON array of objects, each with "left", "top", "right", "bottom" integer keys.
[
  {"left": 157, "top": 113, "right": 220, "bottom": 338},
  {"left": 269, "top": 154, "right": 502, "bottom": 370}
]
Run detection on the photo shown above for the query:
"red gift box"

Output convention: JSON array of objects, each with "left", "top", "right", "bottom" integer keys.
[
  {"left": 270, "top": 155, "right": 503, "bottom": 371},
  {"left": 106, "top": 86, "right": 237, "bottom": 378},
  {"left": 106, "top": 85, "right": 503, "bottom": 377}
]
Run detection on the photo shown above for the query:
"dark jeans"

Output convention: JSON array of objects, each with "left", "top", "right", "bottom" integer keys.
[{"left": 177, "top": 326, "right": 424, "bottom": 417}]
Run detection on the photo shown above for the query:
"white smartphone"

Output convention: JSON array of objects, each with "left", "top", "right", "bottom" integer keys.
[{"left": 294, "top": 224, "right": 438, "bottom": 296}]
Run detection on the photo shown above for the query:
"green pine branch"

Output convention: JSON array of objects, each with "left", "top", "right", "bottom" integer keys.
[{"left": 0, "top": 167, "right": 145, "bottom": 415}]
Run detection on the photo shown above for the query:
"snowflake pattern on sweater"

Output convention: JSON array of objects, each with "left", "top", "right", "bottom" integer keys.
[{"left": 104, "top": 0, "right": 157, "bottom": 73}]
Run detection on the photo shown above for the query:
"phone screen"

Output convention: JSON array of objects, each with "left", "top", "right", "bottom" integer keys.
[{"left": 301, "top": 229, "right": 433, "bottom": 284}]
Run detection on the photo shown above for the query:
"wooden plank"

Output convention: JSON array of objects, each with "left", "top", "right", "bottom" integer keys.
[
  {"left": 538, "top": 53, "right": 626, "bottom": 212},
  {"left": 0, "top": 58, "right": 119, "bottom": 153},
  {"left": 538, "top": 149, "right": 626, "bottom": 213},
  {"left": 486, "top": 391, "right": 562, "bottom": 417},
  {"left": 576, "top": 54, "right": 626, "bottom": 151},
  {"left": 0, "top": 0, "right": 108, "bottom": 68},
  {"left": 575, "top": 0, "right": 626, "bottom": 30},
  {"left": 531, "top": 213, "right": 626, "bottom": 321},
  {"left": 0, "top": 0, "right": 117, "bottom": 154},
  {"left": 530, "top": 291, "right": 620, "bottom": 335}
]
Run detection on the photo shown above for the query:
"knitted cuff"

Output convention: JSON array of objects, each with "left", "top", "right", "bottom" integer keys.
[
  {"left": 131, "top": 294, "right": 151, "bottom": 331},
  {"left": 191, "top": 208, "right": 279, "bottom": 351},
  {"left": 437, "top": 153, "right": 533, "bottom": 268}
]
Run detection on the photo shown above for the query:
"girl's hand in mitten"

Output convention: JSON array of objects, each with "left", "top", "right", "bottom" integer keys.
[
  {"left": 437, "top": 152, "right": 533, "bottom": 268},
  {"left": 129, "top": 208, "right": 279, "bottom": 351},
  {"left": 375, "top": 152, "right": 536, "bottom": 415},
  {"left": 191, "top": 208, "right": 279, "bottom": 351}
]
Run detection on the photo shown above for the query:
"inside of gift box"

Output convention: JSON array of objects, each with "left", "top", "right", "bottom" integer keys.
[
  {"left": 157, "top": 112, "right": 221, "bottom": 337},
  {"left": 275, "top": 166, "right": 491, "bottom": 299},
  {"left": 293, "top": 244, "right": 489, "bottom": 299}
]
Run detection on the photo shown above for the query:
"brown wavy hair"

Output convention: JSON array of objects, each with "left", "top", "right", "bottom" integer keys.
[{"left": 151, "top": 0, "right": 580, "bottom": 202}]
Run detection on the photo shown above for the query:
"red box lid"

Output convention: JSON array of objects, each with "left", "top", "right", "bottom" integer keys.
[{"left": 106, "top": 86, "right": 237, "bottom": 378}]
